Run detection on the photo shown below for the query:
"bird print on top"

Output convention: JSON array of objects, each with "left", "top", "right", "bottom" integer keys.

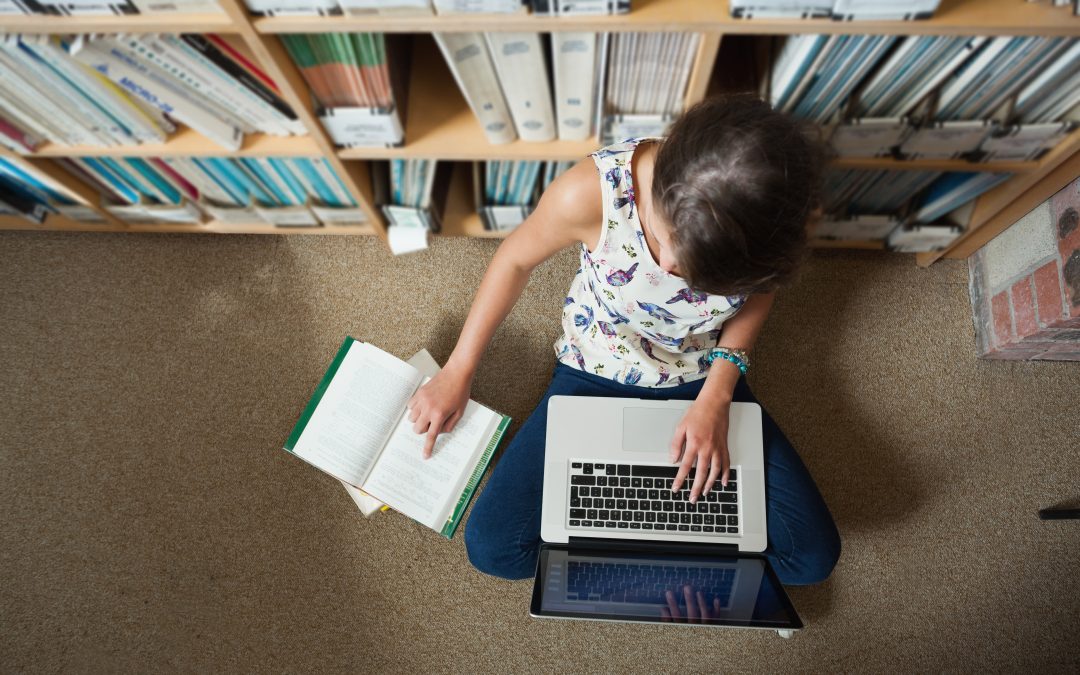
[{"left": 553, "top": 138, "right": 747, "bottom": 388}]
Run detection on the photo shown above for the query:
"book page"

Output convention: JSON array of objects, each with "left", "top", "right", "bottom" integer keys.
[
  {"left": 290, "top": 342, "right": 422, "bottom": 487},
  {"left": 361, "top": 392, "right": 500, "bottom": 530}
]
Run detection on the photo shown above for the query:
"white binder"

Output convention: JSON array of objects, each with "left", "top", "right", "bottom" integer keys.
[
  {"left": 484, "top": 32, "right": 556, "bottom": 142},
  {"left": 433, "top": 32, "right": 517, "bottom": 145},
  {"left": 551, "top": 32, "right": 597, "bottom": 141}
]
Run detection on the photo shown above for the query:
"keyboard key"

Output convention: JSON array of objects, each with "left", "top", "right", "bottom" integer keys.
[
  {"left": 616, "top": 500, "right": 627, "bottom": 510},
  {"left": 642, "top": 478, "right": 653, "bottom": 488},
  {"left": 631, "top": 477, "right": 642, "bottom": 488},
  {"left": 660, "top": 490, "right": 672, "bottom": 501},
  {"left": 571, "top": 475, "right": 595, "bottom": 485},
  {"left": 618, "top": 465, "right": 631, "bottom": 476},
  {"left": 663, "top": 502, "right": 674, "bottom": 512},
  {"left": 710, "top": 504, "right": 721, "bottom": 513},
  {"left": 703, "top": 526, "right": 715, "bottom": 533},
  {"left": 606, "top": 464, "right": 616, "bottom": 475},
  {"left": 569, "top": 520, "right": 580, "bottom": 526},
  {"left": 591, "top": 487, "right": 601, "bottom": 497},
  {"left": 605, "top": 499, "right": 616, "bottom": 509},
  {"left": 611, "top": 511, "right": 620, "bottom": 521},
  {"left": 725, "top": 482, "right": 737, "bottom": 492},
  {"left": 594, "top": 463, "right": 604, "bottom": 470},
  {"left": 570, "top": 509, "right": 585, "bottom": 519},
  {"left": 634, "top": 512, "right": 644, "bottom": 522},
  {"left": 618, "top": 522, "right": 629, "bottom": 529},
  {"left": 643, "top": 523, "right": 653, "bottom": 530},
  {"left": 628, "top": 500, "right": 639, "bottom": 510},
  {"left": 583, "top": 464, "right": 593, "bottom": 475},
  {"left": 656, "top": 513, "right": 667, "bottom": 523},
  {"left": 691, "top": 525, "right": 702, "bottom": 532},
  {"left": 602, "top": 488, "right": 613, "bottom": 498},
  {"left": 630, "top": 523, "right": 641, "bottom": 529},
  {"left": 722, "top": 505, "right": 738, "bottom": 514},
  {"left": 581, "top": 520, "right": 591, "bottom": 527},
  {"left": 704, "top": 515, "right": 715, "bottom": 525},
  {"left": 727, "top": 527, "right": 738, "bottom": 533},
  {"left": 571, "top": 462, "right": 582, "bottom": 469},
  {"left": 606, "top": 522, "right": 617, "bottom": 528},
  {"left": 631, "top": 465, "right": 678, "bottom": 478},
  {"left": 666, "top": 524, "right": 678, "bottom": 531},
  {"left": 680, "top": 514, "right": 692, "bottom": 524},
  {"left": 645, "top": 512, "right": 656, "bottom": 522},
  {"left": 648, "top": 490, "right": 660, "bottom": 500},
  {"left": 587, "top": 510, "right": 598, "bottom": 520},
  {"left": 620, "top": 477, "right": 631, "bottom": 487},
  {"left": 678, "top": 525, "right": 690, "bottom": 531},
  {"left": 728, "top": 516, "right": 739, "bottom": 526},
  {"left": 706, "top": 492, "right": 717, "bottom": 502},
  {"left": 599, "top": 510, "right": 610, "bottom": 520},
  {"left": 614, "top": 488, "right": 624, "bottom": 498},
  {"left": 729, "top": 469, "right": 737, "bottom": 481},
  {"left": 717, "top": 493, "right": 736, "bottom": 503},
  {"left": 674, "top": 502, "right": 685, "bottom": 513},
  {"left": 622, "top": 511, "right": 633, "bottom": 521},
  {"left": 570, "top": 498, "right": 580, "bottom": 507},
  {"left": 692, "top": 514, "right": 703, "bottom": 524},
  {"left": 596, "top": 476, "right": 607, "bottom": 486},
  {"left": 581, "top": 498, "right": 592, "bottom": 508},
  {"left": 639, "top": 501, "right": 650, "bottom": 511},
  {"left": 637, "top": 489, "right": 649, "bottom": 499}
]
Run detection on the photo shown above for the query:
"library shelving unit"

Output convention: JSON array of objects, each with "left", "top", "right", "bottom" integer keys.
[{"left": 0, "top": 0, "right": 1078, "bottom": 267}]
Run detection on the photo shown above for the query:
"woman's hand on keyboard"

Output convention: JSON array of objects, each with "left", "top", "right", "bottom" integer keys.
[
  {"left": 669, "top": 397, "right": 731, "bottom": 502},
  {"left": 407, "top": 364, "right": 473, "bottom": 459}
]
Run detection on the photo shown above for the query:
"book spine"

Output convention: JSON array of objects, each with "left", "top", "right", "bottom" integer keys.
[
  {"left": 70, "top": 36, "right": 243, "bottom": 151},
  {"left": 440, "top": 415, "right": 511, "bottom": 539}
]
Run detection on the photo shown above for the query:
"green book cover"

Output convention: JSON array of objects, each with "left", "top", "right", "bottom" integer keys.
[{"left": 440, "top": 414, "right": 512, "bottom": 540}]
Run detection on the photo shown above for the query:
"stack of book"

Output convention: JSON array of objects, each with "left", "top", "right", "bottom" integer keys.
[
  {"left": 0, "top": 33, "right": 303, "bottom": 153},
  {"left": 730, "top": 0, "right": 940, "bottom": 20},
  {"left": 2, "top": 0, "right": 220, "bottom": 14},
  {"left": 0, "top": 157, "right": 80, "bottom": 224},
  {"left": 282, "top": 33, "right": 407, "bottom": 147},
  {"left": 815, "top": 168, "right": 1013, "bottom": 251},
  {"left": 601, "top": 32, "right": 700, "bottom": 142},
  {"left": 437, "top": 32, "right": 700, "bottom": 145},
  {"left": 245, "top": 0, "right": 625, "bottom": 15},
  {"left": 766, "top": 33, "right": 1080, "bottom": 162},
  {"left": 476, "top": 159, "right": 572, "bottom": 231},
  {"left": 60, "top": 155, "right": 361, "bottom": 225}
]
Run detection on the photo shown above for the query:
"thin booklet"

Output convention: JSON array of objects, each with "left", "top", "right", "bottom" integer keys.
[{"left": 285, "top": 338, "right": 511, "bottom": 538}]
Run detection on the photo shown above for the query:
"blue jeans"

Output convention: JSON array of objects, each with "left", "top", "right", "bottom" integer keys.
[{"left": 465, "top": 363, "right": 841, "bottom": 585}]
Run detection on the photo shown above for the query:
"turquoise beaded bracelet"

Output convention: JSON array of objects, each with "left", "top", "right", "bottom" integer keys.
[{"left": 705, "top": 348, "right": 749, "bottom": 375}]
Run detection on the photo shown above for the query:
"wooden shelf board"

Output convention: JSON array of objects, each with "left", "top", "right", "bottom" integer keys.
[
  {"left": 0, "top": 12, "right": 237, "bottom": 33},
  {"left": 256, "top": 0, "right": 1080, "bottom": 35},
  {"left": 0, "top": 213, "right": 375, "bottom": 236},
  {"left": 829, "top": 157, "right": 1036, "bottom": 173},
  {"left": 26, "top": 127, "right": 322, "bottom": 158}
]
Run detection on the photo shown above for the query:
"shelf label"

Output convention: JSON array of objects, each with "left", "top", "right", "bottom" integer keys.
[
  {"left": 256, "top": 205, "right": 320, "bottom": 227},
  {"left": 320, "top": 107, "right": 405, "bottom": 148},
  {"left": 901, "top": 121, "right": 996, "bottom": 159},
  {"left": 830, "top": 118, "right": 912, "bottom": 158},
  {"left": 312, "top": 205, "right": 369, "bottom": 225}
]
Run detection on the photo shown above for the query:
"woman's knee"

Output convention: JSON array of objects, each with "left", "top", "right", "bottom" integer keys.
[
  {"left": 779, "top": 523, "right": 841, "bottom": 586},
  {"left": 463, "top": 514, "right": 535, "bottom": 580}
]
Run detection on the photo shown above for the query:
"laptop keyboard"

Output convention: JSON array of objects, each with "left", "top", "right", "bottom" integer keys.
[
  {"left": 567, "top": 461, "right": 740, "bottom": 536},
  {"left": 565, "top": 560, "right": 735, "bottom": 606}
]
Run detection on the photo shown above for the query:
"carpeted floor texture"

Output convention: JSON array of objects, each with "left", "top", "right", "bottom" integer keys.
[{"left": 1, "top": 231, "right": 1078, "bottom": 673}]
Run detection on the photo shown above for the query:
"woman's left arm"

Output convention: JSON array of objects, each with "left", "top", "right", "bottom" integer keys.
[{"left": 670, "top": 292, "right": 776, "bottom": 501}]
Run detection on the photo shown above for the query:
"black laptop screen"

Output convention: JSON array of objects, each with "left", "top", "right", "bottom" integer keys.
[{"left": 531, "top": 546, "right": 801, "bottom": 630}]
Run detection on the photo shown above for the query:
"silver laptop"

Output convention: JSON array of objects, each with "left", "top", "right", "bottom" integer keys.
[{"left": 531, "top": 396, "right": 802, "bottom": 635}]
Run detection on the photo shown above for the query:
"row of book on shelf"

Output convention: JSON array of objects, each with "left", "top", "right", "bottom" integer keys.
[
  {"left": 0, "top": 0, "right": 628, "bottom": 15},
  {"left": 0, "top": 152, "right": 1021, "bottom": 253},
  {"left": 775, "top": 34, "right": 1080, "bottom": 162},
  {"left": 0, "top": 155, "right": 366, "bottom": 226},
  {"left": 731, "top": 0, "right": 1080, "bottom": 20}
]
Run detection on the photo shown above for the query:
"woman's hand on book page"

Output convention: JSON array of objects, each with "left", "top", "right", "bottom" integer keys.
[{"left": 407, "top": 366, "right": 473, "bottom": 460}]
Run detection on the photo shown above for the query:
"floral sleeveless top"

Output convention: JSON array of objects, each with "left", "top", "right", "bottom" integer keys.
[{"left": 553, "top": 138, "right": 747, "bottom": 387}]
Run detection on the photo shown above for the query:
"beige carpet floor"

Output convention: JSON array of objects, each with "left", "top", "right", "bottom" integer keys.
[{"left": 1, "top": 231, "right": 1078, "bottom": 673}]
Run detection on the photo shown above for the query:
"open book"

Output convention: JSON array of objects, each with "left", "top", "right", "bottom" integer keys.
[{"left": 284, "top": 338, "right": 511, "bottom": 538}]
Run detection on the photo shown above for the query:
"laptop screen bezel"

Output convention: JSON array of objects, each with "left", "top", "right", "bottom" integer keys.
[{"left": 529, "top": 543, "right": 804, "bottom": 631}]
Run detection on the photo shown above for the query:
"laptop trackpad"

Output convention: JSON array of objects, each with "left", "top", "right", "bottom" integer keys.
[{"left": 622, "top": 407, "right": 682, "bottom": 453}]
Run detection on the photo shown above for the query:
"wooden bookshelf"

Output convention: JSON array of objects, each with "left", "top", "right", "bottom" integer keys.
[
  {"left": 254, "top": 0, "right": 1080, "bottom": 37},
  {"left": 1, "top": 0, "right": 1077, "bottom": 262},
  {"left": 0, "top": 212, "right": 375, "bottom": 235}
]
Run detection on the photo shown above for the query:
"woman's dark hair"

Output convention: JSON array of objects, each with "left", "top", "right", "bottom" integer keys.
[{"left": 652, "top": 94, "right": 825, "bottom": 296}]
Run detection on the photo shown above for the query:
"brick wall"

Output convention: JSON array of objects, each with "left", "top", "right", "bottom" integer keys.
[{"left": 969, "top": 177, "right": 1080, "bottom": 361}]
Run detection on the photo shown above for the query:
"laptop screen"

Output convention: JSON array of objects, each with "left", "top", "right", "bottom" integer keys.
[{"left": 530, "top": 546, "right": 801, "bottom": 630}]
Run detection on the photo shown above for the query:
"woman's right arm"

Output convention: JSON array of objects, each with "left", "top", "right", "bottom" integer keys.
[{"left": 408, "top": 160, "right": 603, "bottom": 458}]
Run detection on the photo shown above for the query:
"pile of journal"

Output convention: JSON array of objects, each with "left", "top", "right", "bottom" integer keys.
[
  {"left": 284, "top": 339, "right": 511, "bottom": 538},
  {"left": 245, "top": 0, "right": 628, "bottom": 17}
]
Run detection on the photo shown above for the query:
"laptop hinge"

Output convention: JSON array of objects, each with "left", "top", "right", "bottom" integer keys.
[{"left": 567, "top": 536, "right": 739, "bottom": 556}]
